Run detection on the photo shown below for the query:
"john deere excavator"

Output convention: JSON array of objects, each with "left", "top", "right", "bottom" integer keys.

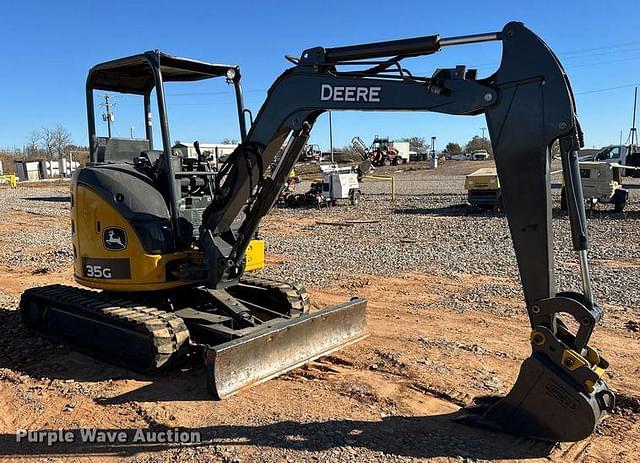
[{"left": 21, "top": 22, "right": 614, "bottom": 442}]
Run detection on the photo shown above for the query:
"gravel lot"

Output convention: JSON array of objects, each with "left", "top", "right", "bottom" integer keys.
[
  {"left": 0, "top": 162, "right": 638, "bottom": 325},
  {"left": 0, "top": 162, "right": 638, "bottom": 463},
  {"left": 261, "top": 163, "right": 640, "bottom": 327}
]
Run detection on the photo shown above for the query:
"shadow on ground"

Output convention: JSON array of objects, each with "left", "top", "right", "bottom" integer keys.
[
  {"left": 395, "top": 205, "right": 640, "bottom": 220},
  {"left": 0, "top": 305, "right": 555, "bottom": 460},
  {"left": 21, "top": 196, "right": 70, "bottom": 203},
  {"left": 0, "top": 303, "right": 161, "bottom": 384},
  {"left": 394, "top": 205, "right": 499, "bottom": 217},
  {"left": 0, "top": 414, "right": 554, "bottom": 460}
]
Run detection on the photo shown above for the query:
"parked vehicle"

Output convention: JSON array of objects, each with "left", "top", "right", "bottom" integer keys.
[
  {"left": 581, "top": 144, "right": 640, "bottom": 176},
  {"left": 561, "top": 162, "right": 628, "bottom": 212},
  {"left": 471, "top": 149, "right": 490, "bottom": 160},
  {"left": 300, "top": 144, "right": 323, "bottom": 162},
  {"left": 352, "top": 136, "right": 409, "bottom": 166}
]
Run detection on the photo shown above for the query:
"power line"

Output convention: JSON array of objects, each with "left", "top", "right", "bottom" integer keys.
[
  {"left": 558, "top": 40, "right": 640, "bottom": 56},
  {"left": 575, "top": 83, "right": 640, "bottom": 95},
  {"left": 565, "top": 55, "right": 640, "bottom": 69},
  {"left": 410, "top": 41, "right": 640, "bottom": 75},
  {"left": 115, "top": 88, "right": 268, "bottom": 98},
  {"left": 560, "top": 46, "right": 640, "bottom": 61}
]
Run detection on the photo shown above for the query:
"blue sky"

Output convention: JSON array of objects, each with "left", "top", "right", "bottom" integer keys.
[{"left": 0, "top": 1, "right": 639, "bottom": 152}]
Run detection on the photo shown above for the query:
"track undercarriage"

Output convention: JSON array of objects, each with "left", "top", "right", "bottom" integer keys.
[{"left": 20, "top": 276, "right": 367, "bottom": 398}]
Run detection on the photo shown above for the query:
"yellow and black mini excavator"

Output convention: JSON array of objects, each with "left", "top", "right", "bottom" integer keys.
[{"left": 21, "top": 22, "right": 614, "bottom": 442}]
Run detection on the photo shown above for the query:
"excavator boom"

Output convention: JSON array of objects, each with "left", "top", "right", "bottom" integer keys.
[{"left": 197, "top": 22, "right": 613, "bottom": 441}]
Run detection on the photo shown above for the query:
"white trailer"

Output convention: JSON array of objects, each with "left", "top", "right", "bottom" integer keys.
[
  {"left": 390, "top": 141, "right": 410, "bottom": 163},
  {"left": 39, "top": 160, "right": 61, "bottom": 179},
  {"left": 59, "top": 158, "right": 80, "bottom": 177}
]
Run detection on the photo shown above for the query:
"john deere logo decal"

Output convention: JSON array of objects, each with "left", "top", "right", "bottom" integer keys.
[{"left": 103, "top": 227, "right": 127, "bottom": 251}]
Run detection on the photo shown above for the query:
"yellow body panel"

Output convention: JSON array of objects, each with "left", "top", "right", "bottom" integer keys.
[
  {"left": 245, "top": 239, "right": 265, "bottom": 271},
  {"left": 72, "top": 184, "right": 193, "bottom": 291},
  {"left": 72, "top": 184, "right": 266, "bottom": 292}
]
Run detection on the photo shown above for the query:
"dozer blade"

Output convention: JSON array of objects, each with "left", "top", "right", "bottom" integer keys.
[
  {"left": 457, "top": 353, "right": 614, "bottom": 441},
  {"left": 205, "top": 298, "right": 367, "bottom": 399}
]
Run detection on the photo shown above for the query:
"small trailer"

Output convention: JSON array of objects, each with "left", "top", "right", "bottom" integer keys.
[
  {"left": 464, "top": 167, "right": 502, "bottom": 211},
  {"left": 319, "top": 164, "right": 362, "bottom": 205},
  {"left": 561, "top": 162, "right": 630, "bottom": 212}
]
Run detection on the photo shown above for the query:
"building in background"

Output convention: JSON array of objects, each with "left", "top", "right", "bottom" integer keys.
[
  {"left": 15, "top": 158, "right": 79, "bottom": 181},
  {"left": 172, "top": 142, "right": 237, "bottom": 166}
]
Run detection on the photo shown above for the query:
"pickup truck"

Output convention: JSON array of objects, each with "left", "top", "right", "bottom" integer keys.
[
  {"left": 471, "top": 149, "right": 490, "bottom": 160},
  {"left": 581, "top": 144, "right": 640, "bottom": 177}
]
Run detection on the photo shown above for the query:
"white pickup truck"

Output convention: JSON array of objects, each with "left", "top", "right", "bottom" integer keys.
[
  {"left": 471, "top": 149, "right": 490, "bottom": 160},
  {"left": 581, "top": 144, "right": 640, "bottom": 177}
]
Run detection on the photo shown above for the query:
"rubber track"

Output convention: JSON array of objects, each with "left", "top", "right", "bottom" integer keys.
[
  {"left": 238, "top": 274, "right": 310, "bottom": 315},
  {"left": 20, "top": 284, "right": 189, "bottom": 371}
]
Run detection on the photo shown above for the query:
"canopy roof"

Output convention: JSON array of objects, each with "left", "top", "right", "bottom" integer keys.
[{"left": 87, "top": 50, "right": 238, "bottom": 94}]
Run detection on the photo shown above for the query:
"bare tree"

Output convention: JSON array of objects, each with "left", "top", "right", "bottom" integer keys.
[
  {"left": 40, "top": 127, "right": 56, "bottom": 159},
  {"left": 25, "top": 130, "right": 42, "bottom": 160},
  {"left": 51, "top": 125, "right": 73, "bottom": 159},
  {"left": 338, "top": 144, "right": 355, "bottom": 155},
  {"left": 465, "top": 135, "right": 493, "bottom": 156}
]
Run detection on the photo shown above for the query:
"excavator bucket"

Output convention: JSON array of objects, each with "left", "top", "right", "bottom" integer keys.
[
  {"left": 205, "top": 298, "right": 367, "bottom": 399},
  {"left": 485, "top": 357, "right": 609, "bottom": 441},
  {"left": 457, "top": 347, "right": 614, "bottom": 441}
]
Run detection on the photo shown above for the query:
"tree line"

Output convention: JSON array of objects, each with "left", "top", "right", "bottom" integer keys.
[
  {"left": 24, "top": 126, "right": 76, "bottom": 160},
  {"left": 337, "top": 136, "right": 492, "bottom": 157},
  {"left": 0, "top": 125, "right": 88, "bottom": 174},
  {"left": 444, "top": 136, "right": 492, "bottom": 157},
  {"left": 0, "top": 125, "right": 84, "bottom": 161}
]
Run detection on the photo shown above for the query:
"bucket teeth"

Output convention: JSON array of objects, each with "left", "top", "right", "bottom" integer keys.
[{"left": 205, "top": 298, "right": 368, "bottom": 399}]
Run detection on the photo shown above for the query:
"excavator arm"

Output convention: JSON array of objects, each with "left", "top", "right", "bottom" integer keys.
[{"left": 200, "top": 22, "right": 614, "bottom": 441}]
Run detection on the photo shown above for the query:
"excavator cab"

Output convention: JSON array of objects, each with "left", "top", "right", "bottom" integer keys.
[
  {"left": 83, "top": 52, "right": 245, "bottom": 258},
  {"left": 85, "top": 53, "right": 267, "bottom": 272},
  {"left": 21, "top": 51, "right": 368, "bottom": 398}
]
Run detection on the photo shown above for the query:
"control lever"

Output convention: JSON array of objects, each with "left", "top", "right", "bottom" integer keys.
[
  {"left": 194, "top": 140, "right": 203, "bottom": 161},
  {"left": 559, "top": 135, "right": 593, "bottom": 305}
]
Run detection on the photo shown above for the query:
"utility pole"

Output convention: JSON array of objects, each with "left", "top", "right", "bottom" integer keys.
[
  {"left": 628, "top": 86, "right": 638, "bottom": 145},
  {"left": 99, "top": 94, "right": 115, "bottom": 138},
  {"left": 130, "top": 126, "right": 135, "bottom": 139},
  {"left": 328, "top": 111, "right": 334, "bottom": 163},
  {"left": 480, "top": 127, "right": 487, "bottom": 139},
  {"left": 430, "top": 136, "right": 437, "bottom": 167}
]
